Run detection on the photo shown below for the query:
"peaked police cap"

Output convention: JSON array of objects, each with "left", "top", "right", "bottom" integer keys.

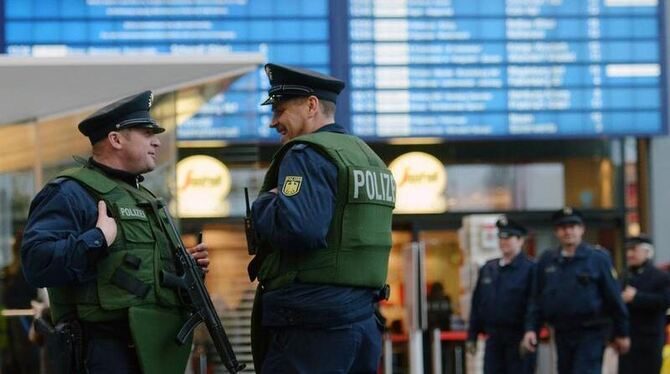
[
  {"left": 261, "top": 63, "right": 345, "bottom": 105},
  {"left": 496, "top": 216, "right": 527, "bottom": 238},
  {"left": 625, "top": 235, "right": 653, "bottom": 247},
  {"left": 551, "top": 206, "right": 585, "bottom": 226},
  {"left": 78, "top": 90, "right": 164, "bottom": 144}
]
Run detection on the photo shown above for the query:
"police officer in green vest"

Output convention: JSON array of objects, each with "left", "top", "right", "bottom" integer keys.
[
  {"left": 21, "top": 91, "right": 210, "bottom": 373},
  {"left": 248, "top": 63, "right": 395, "bottom": 373}
]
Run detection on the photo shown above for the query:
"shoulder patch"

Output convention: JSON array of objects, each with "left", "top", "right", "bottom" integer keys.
[{"left": 282, "top": 176, "right": 303, "bottom": 196}]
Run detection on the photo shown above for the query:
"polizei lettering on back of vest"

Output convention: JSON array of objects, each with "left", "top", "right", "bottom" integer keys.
[{"left": 350, "top": 167, "right": 396, "bottom": 205}]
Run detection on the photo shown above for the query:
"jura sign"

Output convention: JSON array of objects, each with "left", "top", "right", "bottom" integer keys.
[
  {"left": 388, "top": 152, "right": 447, "bottom": 213},
  {"left": 176, "top": 155, "right": 231, "bottom": 217}
]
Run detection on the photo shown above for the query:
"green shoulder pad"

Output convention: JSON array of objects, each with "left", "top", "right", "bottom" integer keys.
[{"left": 58, "top": 167, "right": 117, "bottom": 194}]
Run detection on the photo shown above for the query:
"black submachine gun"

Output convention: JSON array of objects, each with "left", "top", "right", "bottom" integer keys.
[{"left": 160, "top": 204, "right": 245, "bottom": 373}]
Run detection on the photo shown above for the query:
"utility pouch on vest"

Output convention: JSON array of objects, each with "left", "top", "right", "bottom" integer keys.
[
  {"left": 34, "top": 317, "right": 84, "bottom": 374},
  {"left": 128, "top": 305, "right": 192, "bottom": 374},
  {"left": 247, "top": 244, "right": 275, "bottom": 282}
]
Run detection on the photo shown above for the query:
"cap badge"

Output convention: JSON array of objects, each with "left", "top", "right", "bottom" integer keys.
[
  {"left": 148, "top": 92, "right": 153, "bottom": 108},
  {"left": 563, "top": 207, "right": 573, "bottom": 215},
  {"left": 499, "top": 215, "right": 508, "bottom": 226},
  {"left": 265, "top": 66, "right": 273, "bottom": 80}
]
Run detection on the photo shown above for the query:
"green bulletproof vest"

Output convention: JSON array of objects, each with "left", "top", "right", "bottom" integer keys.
[
  {"left": 257, "top": 131, "right": 396, "bottom": 290},
  {"left": 48, "top": 166, "right": 183, "bottom": 322}
]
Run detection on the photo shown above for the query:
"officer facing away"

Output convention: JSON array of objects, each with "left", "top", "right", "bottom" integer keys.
[
  {"left": 521, "top": 207, "right": 630, "bottom": 374},
  {"left": 248, "top": 63, "right": 395, "bottom": 373},
  {"left": 21, "top": 91, "right": 210, "bottom": 373},
  {"left": 467, "top": 216, "right": 536, "bottom": 374},
  {"left": 618, "top": 235, "right": 670, "bottom": 374}
]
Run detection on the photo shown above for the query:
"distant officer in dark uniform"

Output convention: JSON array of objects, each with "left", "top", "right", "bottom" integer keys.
[
  {"left": 21, "top": 91, "right": 210, "bottom": 373},
  {"left": 427, "top": 282, "right": 452, "bottom": 332},
  {"left": 248, "top": 64, "right": 395, "bottom": 373},
  {"left": 521, "top": 207, "right": 630, "bottom": 374},
  {"left": 618, "top": 235, "right": 670, "bottom": 374},
  {"left": 467, "top": 216, "right": 536, "bottom": 374}
]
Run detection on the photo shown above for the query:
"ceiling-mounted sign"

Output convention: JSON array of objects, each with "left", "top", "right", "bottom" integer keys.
[
  {"left": 349, "top": 1, "right": 664, "bottom": 139},
  {"left": 388, "top": 152, "right": 447, "bottom": 214},
  {"left": 176, "top": 155, "right": 231, "bottom": 218}
]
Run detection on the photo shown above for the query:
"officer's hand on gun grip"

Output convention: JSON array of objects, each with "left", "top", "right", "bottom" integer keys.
[
  {"left": 96, "top": 201, "right": 117, "bottom": 246},
  {"left": 187, "top": 243, "right": 209, "bottom": 273},
  {"left": 521, "top": 331, "right": 538, "bottom": 353},
  {"left": 465, "top": 340, "right": 477, "bottom": 355},
  {"left": 612, "top": 336, "right": 631, "bottom": 354}
]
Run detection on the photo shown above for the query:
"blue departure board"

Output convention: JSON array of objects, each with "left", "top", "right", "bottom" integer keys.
[
  {"left": 1, "top": 0, "right": 666, "bottom": 140},
  {"left": 348, "top": 0, "right": 665, "bottom": 138},
  {"left": 2, "top": 0, "right": 330, "bottom": 141}
]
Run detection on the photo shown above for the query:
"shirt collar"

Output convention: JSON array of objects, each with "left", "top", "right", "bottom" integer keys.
[
  {"left": 315, "top": 123, "right": 347, "bottom": 134},
  {"left": 499, "top": 252, "right": 523, "bottom": 268},
  {"left": 88, "top": 157, "right": 144, "bottom": 188},
  {"left": 631, "top": 260, "right": 652, "bottom": 274},
  {"left": 560, "top": 242, "right": 588, "bottom": 258}
]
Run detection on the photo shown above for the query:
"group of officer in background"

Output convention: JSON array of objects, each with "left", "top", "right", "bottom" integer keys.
[{"left": 468, "top": 207, "right": 670, "bottom": 374}]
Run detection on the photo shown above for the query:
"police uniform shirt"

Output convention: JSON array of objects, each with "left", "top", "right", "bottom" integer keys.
[
  {"left": 625, "top": 261, "right": 670, "bottom": 335},
  {"left": 468, "top": 253, "right": 535, "bottom": 340},
  {"left": 252, "top": 123, "right": 342, "bottom": 252},
  {"left": 20, "top": 159, "right": 144, "bottom": 287},
  {"left": 252, "top": 123, "right": 377, "bottom": 328},
  {"left": 525, "top": 243, "right": 629, "bottom": 336}
]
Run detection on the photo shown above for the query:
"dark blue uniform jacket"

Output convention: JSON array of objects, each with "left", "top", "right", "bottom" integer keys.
[
  {"left": 624, "top": 261, "right": 670, "bottom": 336},
  {"left": 468, "top": 253, "right": 535, "bottom": 340},
  {"left": 526, "top": 243, "right": 629, "bottom": 337},
  {"left": 19, "top": 160, "right": 140, "bottom": 287},
  {"left": 252, "top": 124, "right": 377, "bottom": 328}
]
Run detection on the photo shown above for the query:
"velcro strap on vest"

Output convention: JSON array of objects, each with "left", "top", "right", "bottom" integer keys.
[
  {"left": 123, "top": 253, "right": 142, "bottom": 270},
  {"left": 111, "top": 268, "right": 150, "bottom": 299}
]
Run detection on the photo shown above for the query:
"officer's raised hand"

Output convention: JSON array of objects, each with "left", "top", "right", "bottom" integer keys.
[
  {"left": 96, "top": 201, "right": 117, "bottom": 246},
  {"left": 188, "top": 243, "right": 210, "bottom": 273}
]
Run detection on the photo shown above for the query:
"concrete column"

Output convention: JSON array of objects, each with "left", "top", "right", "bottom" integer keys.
[{"left": 650, "top": 137, "right": 670, "bottom": 263}]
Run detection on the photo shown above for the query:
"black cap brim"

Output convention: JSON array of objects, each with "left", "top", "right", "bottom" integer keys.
[
  {"left": 134, "top": 124, "right": 165, "bottom": 134},
  {"left": 498, "top": 230, "right": 524, "bottom": 238},
  {"left": 625, "top": 236, "right": 653, "bottom": 247},
  {"left": 554, "top": 217, "right": 584, "bottom": 226},
  {"left": 116, "top": 118, "right": 165, "bottom": 134},
  {"left": 261, "top": 96, "right": 273, "bottom": 106}
]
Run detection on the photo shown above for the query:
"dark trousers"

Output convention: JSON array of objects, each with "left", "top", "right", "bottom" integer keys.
[
  {"left": 484, "top": 330, "right": 536, "bottom": 374},
  {"left": 554, "top": 328, "right": 607, "bottom": 374},
  {"left": 85, "top": 338, "right": 141, "bottom": 374},
  {"left": 618, "top": 333, "right": 664, "bottom": 374},
  {"left": 262, "top": 315, "right": 382, "bottom": 374}
]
